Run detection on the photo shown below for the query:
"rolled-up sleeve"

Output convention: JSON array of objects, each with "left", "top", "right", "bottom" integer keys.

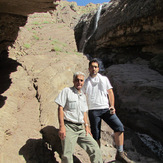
[
  {"left": 55, "top": 88, "right": 68, "bottom": 108},
  {"left": 106, "top": 77, "right": 113, "bottom": 90}
]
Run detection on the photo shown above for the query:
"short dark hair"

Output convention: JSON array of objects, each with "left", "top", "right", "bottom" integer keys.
[{"left": 89, "top": 58, "right": 99, "bottom": 67}]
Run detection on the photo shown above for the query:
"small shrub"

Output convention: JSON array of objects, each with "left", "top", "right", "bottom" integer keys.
[
  {"left": 75, "top": 52, "right": 80, "bottom": 55},
  {"left": 38, "top": 26, "right": 43, "bottom": 29},
  {"left": 54, "top": 46, "right": 63, "bottom": 52},
  {"left": 51, "top": 39, "right": 59, "bottom": 45},
  {"left": 27, "top": 27, "right": 32, "bottom": 31},
  {"left": 33, "top": 35, "right": 39, "bottom": 40},
  {"left": 23, "top": 43, "right": 30, "bottom": 49},
  {"left": 32, "top": 21, "right": 40, "bottom": 25},
  {"left": 43, "top": 21, "right": 50, "bottom": 24}
]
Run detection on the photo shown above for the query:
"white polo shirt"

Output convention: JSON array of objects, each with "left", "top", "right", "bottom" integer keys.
[
  {"left": 83, "top": 74, "right": 113, "bottom": 110},
  {"left": 55, "top": 87, "right": 88, "bottom": 124}
]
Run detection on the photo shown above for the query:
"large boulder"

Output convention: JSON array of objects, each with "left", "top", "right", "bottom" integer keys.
[{"left": 105, "top": 64, "right": 163, "bottom": 144}]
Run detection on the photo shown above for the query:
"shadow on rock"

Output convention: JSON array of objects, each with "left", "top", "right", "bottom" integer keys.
[
  {"left": 40, "top": 126, "right": 82, "bottom": 163},
  {"left": 0, "top": 51, "right": 21, "bottom": 108},
  {"left": 0, "top": 13, "right": 26, "bottom": 108},
  {"left": 19, "top": 126, "right": 83, "bottom": 162},
  {"left": 40, "top": 126, "right": 62, "bottom": 158},
  {"left": 19, "top": 138, "right": 59, "bottom": 163},
  {"left": 0, "top": 95, "right": 7, "bottom": 108}
]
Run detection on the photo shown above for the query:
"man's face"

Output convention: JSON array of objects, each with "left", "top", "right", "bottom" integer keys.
[
  {"left": 89, "top": 62, "right": 99, "bottom": 77},
  {"left": 73, "top": 75, "right": 84, "bottom": 90}
]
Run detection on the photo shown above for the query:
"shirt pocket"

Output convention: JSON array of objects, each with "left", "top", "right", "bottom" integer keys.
[{"left": 68, "top": 100, "right": 77, "bottom": 109}]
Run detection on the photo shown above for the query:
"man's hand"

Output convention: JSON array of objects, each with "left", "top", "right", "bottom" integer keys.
[
  {"left": 85, "top": 124, "right": 92, "bottom": 136},
  {"left": 58, "top": 126, "right": 66, "bottom": 140},
  {"left": 83, "top": 112, "right": 92, "bottom": 136},
  {"left": 109, "top": 106, "right": 116, "bottom": 114}
]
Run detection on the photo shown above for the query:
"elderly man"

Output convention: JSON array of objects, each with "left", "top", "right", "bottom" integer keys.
[
  {"left": 55, "top": 72, "right": 102, "bottom": 163},
  {"left": 83, "top": 59, "right": 132, "bottom": 163}
]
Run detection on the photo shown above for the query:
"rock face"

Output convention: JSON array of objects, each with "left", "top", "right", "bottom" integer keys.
[
  {"left": 74, "top": 0, "right": 163, "bottom": 74},
  {"left": 74, "top": 0, "right": 163, "bottom": 157},
  {"left": 0, "top": 0, "right": 58, "bottom": 16},
  {"left": 0, "top": 0, "right": 163, "bottom": 162},
  {"left": 105, "top": 64, "right": 163, "bottom": 143},
  {"left": 0, "top": 0, "right": 58, "bottom": 109},
  {"left": 0, "top": 1, "right": 91, "bottom": 162}
]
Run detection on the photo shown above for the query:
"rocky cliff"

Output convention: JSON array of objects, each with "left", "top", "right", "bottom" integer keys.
[
  {"left": 74, "top": 0, "right": 163, "bottom": 159},
  {"left": 0, "top": 0, "right": 163, "bottom": 162},
  {"left": 75, "top": 0, "right": 163, "bottom": 74},
  {"left": 0, "top": 1, "right": 92, "bottom": 162}
]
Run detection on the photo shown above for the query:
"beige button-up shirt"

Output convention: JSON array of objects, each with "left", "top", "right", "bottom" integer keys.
[{"left": 55, "top": 87, "right": 88, "bottom": 124}]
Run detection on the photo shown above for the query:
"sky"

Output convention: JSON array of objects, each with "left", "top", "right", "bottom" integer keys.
[{"left": 66, "top": 0, "right": 109, "bottom": 6}]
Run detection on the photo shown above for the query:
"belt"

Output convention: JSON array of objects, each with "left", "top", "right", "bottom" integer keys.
[{"left": 64, "top": 120, "right": 82, "bottom": 126}]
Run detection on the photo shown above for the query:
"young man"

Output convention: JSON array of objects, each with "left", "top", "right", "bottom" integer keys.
[
  {"left": 83, "top": 59, "right": 132, "bottom": 163},
  {"left": 55, "top": 72, "right": 103, "bottom": 163}
]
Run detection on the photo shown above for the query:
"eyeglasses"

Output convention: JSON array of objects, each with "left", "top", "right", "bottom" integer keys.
[{"left": 75, "top": 79, "right": 84, "bottom": 82}]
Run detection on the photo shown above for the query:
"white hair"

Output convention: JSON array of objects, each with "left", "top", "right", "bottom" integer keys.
[{"left": 73, "top": 72, "right": 85, "bottom": 81}]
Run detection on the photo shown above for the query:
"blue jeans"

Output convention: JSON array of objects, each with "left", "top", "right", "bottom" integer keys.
[{"left": 88, "top": 109, "right": 124, "bottom": 140}]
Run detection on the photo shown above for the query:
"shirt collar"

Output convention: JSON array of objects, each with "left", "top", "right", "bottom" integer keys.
[{"left": 72, "top": 86, "right": 83, "bottom": 96}]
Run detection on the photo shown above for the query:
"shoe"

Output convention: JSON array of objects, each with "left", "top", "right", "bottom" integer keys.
[{"left": 115, "top": 151, "right": 132, "bottom": 163}]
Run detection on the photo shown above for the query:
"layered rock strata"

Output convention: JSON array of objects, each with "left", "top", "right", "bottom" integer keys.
[{"left": 75, "top": 0, "right": 163, "bottom": 74}]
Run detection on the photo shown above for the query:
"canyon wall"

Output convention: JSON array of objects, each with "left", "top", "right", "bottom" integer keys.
[
  {"left": 0, "top": 0, "right": 162, "bottom": 162},
  {"left": 74, "top": 0, "right": 163, "bottom": 146}
]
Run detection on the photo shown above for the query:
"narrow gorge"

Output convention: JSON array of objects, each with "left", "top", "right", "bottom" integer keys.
[{"left": 0, "top": 0, "right": 163, "bottom": 162}]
